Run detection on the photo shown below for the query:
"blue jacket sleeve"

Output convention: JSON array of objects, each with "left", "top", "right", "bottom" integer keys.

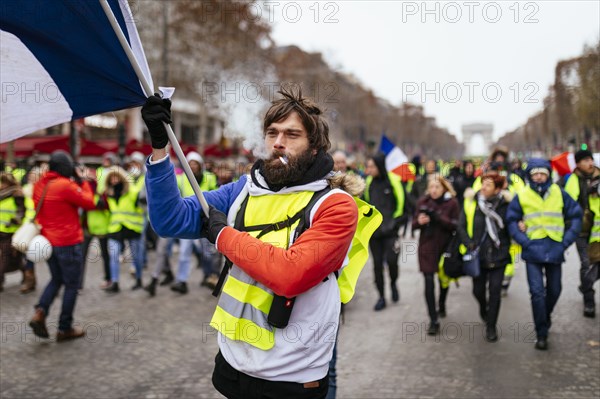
[
  {"left": 561, "top": 189, "right": 582, "bottom": 248},
  {"left": 145, "top": 159, "right": 246, "bottom": 239},
  {"left": 506, "top": 195, "right": 530, "bottom": 248}
]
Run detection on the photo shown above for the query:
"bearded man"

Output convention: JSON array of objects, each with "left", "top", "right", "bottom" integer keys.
[{"left": 142, "top": 87, "right": 371, "bottom": 398}]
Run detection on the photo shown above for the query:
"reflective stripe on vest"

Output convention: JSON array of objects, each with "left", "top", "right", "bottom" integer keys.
[
  {"left": 0, "top": 197, "right": 19, "bottom": 233},
  {"left": 210, "top": 189, "right": 381, "bottom": 350},
  {"left": 107, "top": 189, "right": 144, "bottom": 234},
  {"left": 518, "top": 184, "right": 564, "bottom": 242},
  {"left": 211, "top": 191, "right": 314, "bottom": 350},
  {"left": 177, "top": 172, "right": 218, "bottom": 198},
  {"left": 365, "top": 172, "right": 404, "bottom": 218},
  {"left": 590, "top": 196, "right": 600, "bottom": 243}
]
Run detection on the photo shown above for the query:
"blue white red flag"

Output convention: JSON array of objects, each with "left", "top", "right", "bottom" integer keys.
[
  {"left": 0, "top": 0, "right": 153, "bottom": 143},
  {"left": 379, "top": 135, "right": 415, "bottom": 181}
]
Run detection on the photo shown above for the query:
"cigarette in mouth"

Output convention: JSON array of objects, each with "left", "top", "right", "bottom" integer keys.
[{"left": 279, "top": 156, "right": 288, "bottom": 165}]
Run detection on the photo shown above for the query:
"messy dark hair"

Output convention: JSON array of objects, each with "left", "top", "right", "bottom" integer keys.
[{"left": 263, "top": 86, "right": 331, "bottom": 153}]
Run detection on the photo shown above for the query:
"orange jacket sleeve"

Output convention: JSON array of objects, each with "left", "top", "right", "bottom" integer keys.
[{"left": 216, "top": 192, "right": 358, "bottom": 298}]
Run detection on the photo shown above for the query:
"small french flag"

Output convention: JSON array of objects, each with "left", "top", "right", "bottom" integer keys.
[
  {"left": 551, "top": 152, "right": 576, "bottom": 176},
  {"left": 379, "top": 135, "right": 415, "bottom": 181}
]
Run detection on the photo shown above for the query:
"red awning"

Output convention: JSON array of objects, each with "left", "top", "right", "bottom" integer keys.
[
  {"left": 0, "top": 135, "right": 70, "bottom": 158},
  {"left": 203, "top": 143, "right": 232, "bottom": 158}
]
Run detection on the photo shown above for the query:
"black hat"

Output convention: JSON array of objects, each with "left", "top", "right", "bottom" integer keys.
[
  {"left": 575, "top": 149, "right": 593, "bottom": 164},
  {"left": 49, "top": 150, "right": 74, "bottom": 178}
]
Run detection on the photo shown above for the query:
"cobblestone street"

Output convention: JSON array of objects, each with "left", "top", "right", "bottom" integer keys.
[{"left": 1, "top": 238, "right": 599, "bottom": 398}]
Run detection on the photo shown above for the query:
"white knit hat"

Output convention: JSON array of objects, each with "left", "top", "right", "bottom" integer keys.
[
  {"left": 130, "top": 151, "right": 145, "bottom": 164},
  {"left": 186, "top": 151, "right": 204, "bottom": 165}
]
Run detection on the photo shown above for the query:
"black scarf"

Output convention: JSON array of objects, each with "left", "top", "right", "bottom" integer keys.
[{"left": 251, "top": 150, "right": 334, "bottom": 192}]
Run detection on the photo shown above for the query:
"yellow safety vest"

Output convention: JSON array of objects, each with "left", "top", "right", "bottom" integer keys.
[
  {"left": 87, "top": 194, "right": 110, "bottom": 236},
  {"left": 458, "top": 197, "right": 478, "bottom": 255},
  {"left": 365, "top": 172, "right": 405, "bottom": 218},
  {"left": 0, "top": 197, "right": 19, "bottom": 233},
  {"left": 210, "top": 190, "right": 381, "bottom": 350},
  {"left": 518, "top": 185, "right": 564, "bottom": 242},
  {"left": 564, "top": 173, "right": 580, "bottom": 200},
  {"left": 177, "top": 172, "right": 218, "bottom": 197},
  {"left": 107, "top": 188, "right": 144, "bottom": 234},
  {"left": 589, "top": 196, "right": 599, "bottom": 243}
]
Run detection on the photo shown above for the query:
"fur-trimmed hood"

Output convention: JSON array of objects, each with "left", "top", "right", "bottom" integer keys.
[
  {"left": 328, "top": 172, "right": 365, "bottom": 197},
  {"left": 103, "top": 166, "right": 130, "bottom": 195}
]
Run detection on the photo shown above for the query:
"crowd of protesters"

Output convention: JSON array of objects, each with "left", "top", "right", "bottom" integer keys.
[{"left": 1, "top": 143, "right": 598, "bottom": 354}]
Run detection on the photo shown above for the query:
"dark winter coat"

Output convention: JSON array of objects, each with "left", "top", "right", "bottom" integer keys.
[
  {"left": 457, "top": 191, "right": 511, "bottom": 269},
  {"left": 412, "top": 194, "right": 459, "bottom": 274},
  {"left": 506, "top": 158, "right": 582, "bottom": 264}
]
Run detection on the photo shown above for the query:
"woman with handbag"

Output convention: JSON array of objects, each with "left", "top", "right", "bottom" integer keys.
[
  {"left": 412, "top": 175, "right": 459, "bottom": 335},
  {"left": 457, "top": 174, "right": 512, "bottom": 342}
]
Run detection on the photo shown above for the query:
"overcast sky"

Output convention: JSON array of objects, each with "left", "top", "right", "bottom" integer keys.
[{"left": 269, "top": 1, "right": 599, "bottom": 152}]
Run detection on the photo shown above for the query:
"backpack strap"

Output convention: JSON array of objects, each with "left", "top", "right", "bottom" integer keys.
[{"left": 212, "top": 187, "right": 333, "bottom": 297}]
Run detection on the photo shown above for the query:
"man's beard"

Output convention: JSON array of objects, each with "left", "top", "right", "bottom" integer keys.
[{"left": 261, "top": 148, "right": 315, "bottom": 187}]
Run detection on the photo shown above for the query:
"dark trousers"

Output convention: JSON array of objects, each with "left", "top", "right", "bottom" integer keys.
[
  {"left": 575, "top": 236, "right": 596, "bottom": 308},
  {"left": 525, "top": 262, "right": 562, "bottom": 338},
  {"left": 213, "top": 352, "right": 328, "bottom": 399},
  {"left": 423, "top": 273, "right": 448, "bottom": 323},
  {"left": 82, "top": 235, "right": 110, "bottom": 287},
  {"left": 369, "top": 236, "right": 399, "bottom": 298},
  {"left": 472, "top": 265, "right": 506, "bottom": 328},
  {"left": 36, "top": 244, "right": 83, "bottom": 332}
]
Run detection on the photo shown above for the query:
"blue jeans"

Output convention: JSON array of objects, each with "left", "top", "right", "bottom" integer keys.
[
  {"left": 36, "top": 244, "right": 83, "bottom": 332},
  {"left": 525, "top": 262, "right": 562, "bottom": 338},
  {"left": 177, "top": 239, "right": 197, "bottom": 283},
  {"left": 195, "top": 238, "right": 219, "bottom": 278},
  {"left": 108, "top": 238, "right": 143, "bottom": 282}
]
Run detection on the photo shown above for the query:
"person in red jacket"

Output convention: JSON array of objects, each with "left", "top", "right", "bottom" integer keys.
[{"left": 28, "top": 150, "right": 96, "bottom": 342}]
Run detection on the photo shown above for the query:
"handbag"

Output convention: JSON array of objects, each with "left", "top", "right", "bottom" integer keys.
[
  {"left": 462, "top": 233, "right": 487, "bottom": 278},
  {"left": 11, "top": 183, "right": 50, "bottom": 254},
  {"left": 441, "top": 232, "right": 465, "bottom": 279}
]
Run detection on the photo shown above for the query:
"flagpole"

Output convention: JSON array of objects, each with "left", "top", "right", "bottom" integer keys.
[{"left": 99, "top": 0, "right": 210, "bottom": 216}]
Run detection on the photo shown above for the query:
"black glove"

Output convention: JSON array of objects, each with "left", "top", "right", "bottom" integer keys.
[
  {"left": 141, "top": 94, "right": 172, "bottom": 149},
  {"left": 202, "top": 206, "right": 228, "bottom": 244}
]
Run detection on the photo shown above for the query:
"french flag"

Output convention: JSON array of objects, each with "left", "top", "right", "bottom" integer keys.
[
  {"left": 379, "top": 135, "right": 415, "bottom": 181},
  {"left": 0, "top": 0, "right": 153, "bottom": 143},
  {"left": 551, "top": 152, "right": 576, "bottom": 176}
]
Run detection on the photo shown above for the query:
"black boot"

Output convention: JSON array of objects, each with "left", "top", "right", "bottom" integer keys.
[
  {"left": 171, "top": 281, "right": 188, "bottom": 294},
  {"left": 144, "top": 277, "right": 157, "bottom": 297},
  {"left": 159, "top": 270, "right": 174, "bottom": 286},
  {"left": 391, "top": 284, "right": 399, "bottom": 303},
  {"left": 485, "top": 325, "right": 498, "bottom": 342},
  {"left": 131, "top": 278, "right": 142, "bottom": 290},
  {"left": 427, "top": 321, "right": 440, "bottom": 336},
  {"left": 105, "top": 282, "right": 120, "bottom": 293}
]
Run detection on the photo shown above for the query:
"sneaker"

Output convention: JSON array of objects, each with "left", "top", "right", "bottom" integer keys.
[
  {"left": 99, "top": 280, "right": 111, "bottom": 289},
  {"left": 29, "top": 308, "right": 49, "bottom": 338},
  {"left": 427, "top": 322, "right": 440, "bottom": 336},
  {"left": 171, "top": 281, "right": 188, "bottom": 294},
  {"left": 56, "top": 327, "right": 85, "bottom": 342},
  {"left": 535, "top": 336, "right": 548, "bottom": 350},
  {"left": 203, "top": 274, "right": 219, "bottom": 290},
  {"left": 374, "top": 298, "right": 386, "bottom": 311}
]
